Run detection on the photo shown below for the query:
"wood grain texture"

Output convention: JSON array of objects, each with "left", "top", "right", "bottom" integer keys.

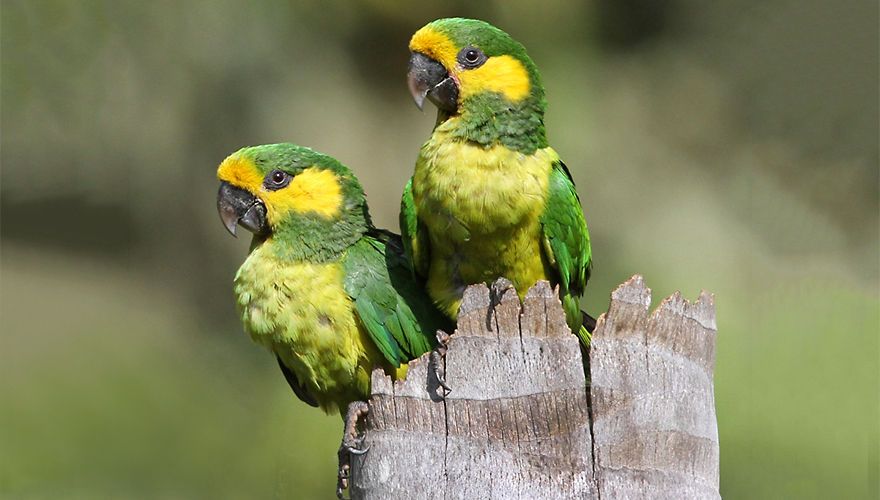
[
  {"left": 350, "top": 276, "right": 719, "bottom": 500},
  {"left": 590, "top": 275, "right": 720, "bottom": 499}
]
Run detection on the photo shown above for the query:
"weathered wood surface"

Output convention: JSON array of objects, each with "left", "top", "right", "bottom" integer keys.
[
  {"left": 350, "top": 276, "right": 719, "bottom": 500},
  {"left": 590, "top": 276, "right": 719, "bottom": 499}
]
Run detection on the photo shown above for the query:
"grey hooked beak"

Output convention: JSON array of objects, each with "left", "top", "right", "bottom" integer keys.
[
  {"left": 407, "top": 52, "right": 458, "bottom": 113},
  {"left": 217, "top": 181, "right": 268, "bottom": 238}
]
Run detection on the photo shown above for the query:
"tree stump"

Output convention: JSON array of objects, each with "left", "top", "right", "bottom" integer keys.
[
  {"left": 590, "top": 276, "right": 719, "bottom": 499},
  {"left": 350, "top": 276, "right": 719, "bottom": 500}
]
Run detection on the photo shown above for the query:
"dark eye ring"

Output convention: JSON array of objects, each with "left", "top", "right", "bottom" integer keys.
[
  {"left": 457, "top": 46, "right": 486, "bottom": 69},
  {"left": 265, "top": 170, "right": 290, "bottom": 190}
]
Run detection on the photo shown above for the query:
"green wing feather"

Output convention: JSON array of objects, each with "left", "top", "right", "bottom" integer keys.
[
  {"left": 343, "top": 230, "right": 447, "bottom": 366},
  {"left": 540, "top": 160, "right": 592, "bottom": 340},
  {"left": 400, "top": 178, "right": 430, "bottom": 279}
]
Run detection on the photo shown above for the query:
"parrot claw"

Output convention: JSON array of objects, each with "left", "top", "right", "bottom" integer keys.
[
  {"left": 436, "top": 329, "right": 451, "bottom": 345},
  {"left": 337, "top": 401, "right": 370, "bottom": 498},
  {"left": 336, "top": 478, "right": 346, "bottom": 499},
  {"left": 431, "top": 330, "right": 452, "bottom": 396},
  {"left": 348, "top": 444, "right": 370, "bottom": 455}
]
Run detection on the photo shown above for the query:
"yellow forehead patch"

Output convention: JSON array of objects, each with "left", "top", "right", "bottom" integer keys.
[
  {"left": 409, "top": 26, "right": 458, "bottom": 69},
  {"left": 217, "top": 153, "right": 263, "bottom": 192},
  {"left": 409, "top": 27, "right": 531, "bottom": 104},
  {"left": 217, "top": 153, "right": 342, "bottom": 224}
]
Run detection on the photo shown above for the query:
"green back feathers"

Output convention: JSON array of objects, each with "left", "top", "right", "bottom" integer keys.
[
  {"left": 540, "top": 161, "right": 592, "bottom": 296},
  {"left": 399, "top": 178, "right": 430, "bottom": 277},
  {"left": 343, "top": 231, "right": 450, "bottom": 366}
]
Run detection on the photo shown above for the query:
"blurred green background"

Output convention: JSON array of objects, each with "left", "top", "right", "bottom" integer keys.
[{"left": 2, "top": 1, "right": 877, "bottom": 498}]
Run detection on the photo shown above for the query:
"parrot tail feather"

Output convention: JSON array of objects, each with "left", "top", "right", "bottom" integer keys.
[{"left": 581, "top": 310, "right": 597, "bottom": 334}]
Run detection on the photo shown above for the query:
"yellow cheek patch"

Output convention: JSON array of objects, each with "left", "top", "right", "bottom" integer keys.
[
  {"left": 268, "top": 167, "right": 342, "bottom": 221},
  {"left": 409, "top": 26, "right": 532, "bottom": 104},
  {"left": 459, "top": 55, "right": 531, "bottom": 102},
  {"left": 409, "top": 26, "right": 459, "bottom": 70},
  {"left": 217, "top": 154, "right": 342, "bottom": 224}
]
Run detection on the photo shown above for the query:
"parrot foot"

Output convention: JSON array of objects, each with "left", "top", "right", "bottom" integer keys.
[
  {"left": 336, "top": 401, "right": 370, "bottom": 499},
  {"left": 430, "top": 330, "right": 452, "bottom": 396}
]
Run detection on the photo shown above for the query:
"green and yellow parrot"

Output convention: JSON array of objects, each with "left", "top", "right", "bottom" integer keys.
[
  {"left": 402, "top": 18, "right": 594, "bottom": 346},
  {"left": 216, "top": 143, "right": 450, "bottom": 493}
]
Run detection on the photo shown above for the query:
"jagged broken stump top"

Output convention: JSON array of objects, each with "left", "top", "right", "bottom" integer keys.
[{"left": 351, "top": 276, "right": 719, "bottom": 500}]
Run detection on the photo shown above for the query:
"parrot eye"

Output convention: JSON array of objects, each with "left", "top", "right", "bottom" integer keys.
[
  {"left": 264, "top": 170, "right": 291, "bottom": 190},
  {"left": 458, "top": 46, "right": 487, "bottom": 69}
]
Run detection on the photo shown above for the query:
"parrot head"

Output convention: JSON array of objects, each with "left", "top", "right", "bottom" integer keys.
[
  {"left": 216, "top": 143, "right": 370, "bottom": 256},
  {"left": 407, "top": 18, "right": 545, "bottom": 123}
]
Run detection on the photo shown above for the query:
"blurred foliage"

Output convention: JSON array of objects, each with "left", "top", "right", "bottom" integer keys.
[{"left": 1, "top": 0, "right": 877, "bottom": 498}]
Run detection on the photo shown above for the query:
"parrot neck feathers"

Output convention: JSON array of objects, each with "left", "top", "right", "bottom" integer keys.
[
  {"left": 261, "top": 209, "right": 370, "bottom": 263},
  {"left": 437, "top": 92, "right": 548, "bottom": 155}
]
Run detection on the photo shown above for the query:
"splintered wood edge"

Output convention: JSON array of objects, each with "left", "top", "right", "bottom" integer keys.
[
  {"left": 523, "top": 280, "right": 570, "bottom": 338},
  {"left": 458, "top": 282, "right": 491, "bottom": 317},
  {"left": 610, "top": 274, "right": 652, "bottom": 307},
  {"left": 359, "top": 276, "right": 718, "bottom": 498},
  {"left": 597, "top": 274, "right": 717, "bottom": 333},
  {"left": 490, "top": 279, "right": 522, "bottom": 338},
  {"left": 368, "top": 278, "right": 572, "bottom": 396},
  {"left": 589, "top": 276, "right": 720, "bottom": 497},
  {"left": 372, "top": 276, "right": 716, "bottom": 394}
]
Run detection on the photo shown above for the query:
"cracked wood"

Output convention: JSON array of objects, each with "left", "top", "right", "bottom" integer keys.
[{"left": 350, "top": 276, "right": 719, "bottom": 500}]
